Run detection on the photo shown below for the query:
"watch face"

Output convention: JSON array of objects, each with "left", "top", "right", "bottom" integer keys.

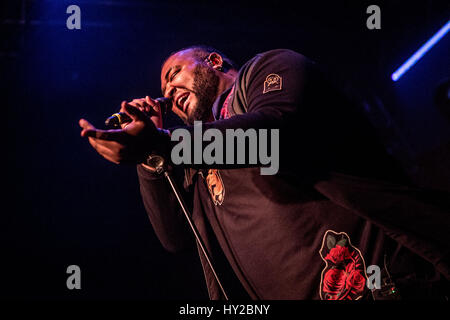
[{"left": 146, "top": 155, "right": 165, "bottom": 171}]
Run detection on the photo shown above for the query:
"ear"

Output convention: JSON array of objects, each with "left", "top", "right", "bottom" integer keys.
[{"left": 206, "top": 52, "right": 223, "bottom": 70}]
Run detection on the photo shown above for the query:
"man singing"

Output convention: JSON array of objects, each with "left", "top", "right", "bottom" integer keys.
[{"left": 79, "top": 46, "right": 449, "bottom": 300}]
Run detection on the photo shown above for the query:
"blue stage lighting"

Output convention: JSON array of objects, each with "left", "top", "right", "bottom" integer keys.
[{"left": 392, "top": 20, "right": 450, "bottom": 81}]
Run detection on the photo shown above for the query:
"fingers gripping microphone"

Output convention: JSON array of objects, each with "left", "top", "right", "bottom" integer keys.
[{"left": 105, "top": 97, "right": 171, "bottom": 128}]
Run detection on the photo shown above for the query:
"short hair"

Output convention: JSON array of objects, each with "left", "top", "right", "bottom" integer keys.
[{"left": 163, "top": 45, "right": 238, "bottom": 71}]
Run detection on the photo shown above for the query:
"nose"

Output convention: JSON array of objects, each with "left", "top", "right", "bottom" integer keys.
[
  {"left": 163, "top": 84, "right": 178, "bottom": 110},
  {"left": 164, "top": 83, "right": 177, "bottom": 98}
]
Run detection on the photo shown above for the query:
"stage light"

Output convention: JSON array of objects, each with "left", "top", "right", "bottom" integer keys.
[{"left": 391, "top": 20, "right": 450, "bottom": 81}]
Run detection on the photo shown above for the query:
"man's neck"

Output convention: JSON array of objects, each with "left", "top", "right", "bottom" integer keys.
[
  {"left": 204, "top": 70, "right": 238, "bottom": 123},
  {"left": 217, "top": 70, "right": 238, "bottom": 97}
]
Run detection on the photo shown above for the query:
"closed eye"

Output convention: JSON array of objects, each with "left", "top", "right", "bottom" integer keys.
[{"left": 169, "top": 70, "right": 179, "bottom": 82}]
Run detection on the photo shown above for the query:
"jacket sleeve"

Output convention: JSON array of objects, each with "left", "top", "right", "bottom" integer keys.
[
  {"left": 314, "top": 172, "right": 450, "bottom": 280},
  {"left": 137, "top": 164, "right": 195, "bottom": 253}
]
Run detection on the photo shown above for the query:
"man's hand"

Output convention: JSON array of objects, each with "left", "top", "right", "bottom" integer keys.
[
  {"left": 128, "top": 96, "right": 164, "bottom": 129},
  {"left": 79, "top": 101, "right": 162, "bottom": 164}
]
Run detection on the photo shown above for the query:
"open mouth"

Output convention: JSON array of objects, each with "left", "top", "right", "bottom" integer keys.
[{"left": 177, "top": 92, "right": 190, "bottom": 113}]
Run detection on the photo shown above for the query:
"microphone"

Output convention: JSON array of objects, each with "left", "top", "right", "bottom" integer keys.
[{"left": 105, "top": 97, "right": 171, "bottom": 128}]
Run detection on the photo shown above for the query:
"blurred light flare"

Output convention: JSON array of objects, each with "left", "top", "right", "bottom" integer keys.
[{"left": 391, "top": 20, "right": 450, "bottom": 81}]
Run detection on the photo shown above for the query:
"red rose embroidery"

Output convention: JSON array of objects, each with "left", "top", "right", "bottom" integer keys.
[
  {"left": 323, "top": 269, "right": 346, "bottom": 299},
  {"left": 346, "top": 270, "right": 366, "bottom": 293},
  {"left": 324, "top": 245, "right": 351, "bottom": 265},
  {"left": 319, "top": 231, "right": 367, "bottom": 300}
]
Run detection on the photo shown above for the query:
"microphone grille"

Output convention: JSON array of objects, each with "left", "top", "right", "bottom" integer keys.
[{"left": 155, "top": 97, "right": 172, "bottom": 114}]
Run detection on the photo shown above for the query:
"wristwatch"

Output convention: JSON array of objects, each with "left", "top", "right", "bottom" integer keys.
[
  {"left": 145, "top": 154, "right": 166, "bottom": 175},
  {"left": 143, "top": 128, "right": 171, "bottom": 174}
]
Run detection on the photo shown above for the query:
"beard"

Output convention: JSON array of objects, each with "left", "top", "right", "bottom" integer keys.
[{"left": 186, "top": 65, "right": 220, "bottom": 124}]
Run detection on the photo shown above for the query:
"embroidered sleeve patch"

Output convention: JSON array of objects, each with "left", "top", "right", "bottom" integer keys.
[
  {"left": 263, "top": 73, "right": 282, "bottom": 94},
  {"left": 319, "top": 230, "right": 368, "bottom": 300}
]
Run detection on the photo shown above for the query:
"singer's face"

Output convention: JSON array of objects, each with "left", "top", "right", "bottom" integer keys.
[{"left": 161, "top": 50, "right": 219, "bottom": 124}]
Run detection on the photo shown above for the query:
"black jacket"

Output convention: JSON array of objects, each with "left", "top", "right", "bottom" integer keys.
[{"left": 138, "top": 49, "right": 450, "bottom": 300}]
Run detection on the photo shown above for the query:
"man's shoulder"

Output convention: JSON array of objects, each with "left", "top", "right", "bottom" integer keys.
[
  {"left": 237, "top": 48, "right": 313, "bottom": 78},
  {"left": 229, "top": 48, "right": 317, "bottom": 115},
  {"left": 255, "top": 48, "right": 306, "bottom": 58},
  {"left": 248, "top": 48, "right": 311, "bottom": 65}
]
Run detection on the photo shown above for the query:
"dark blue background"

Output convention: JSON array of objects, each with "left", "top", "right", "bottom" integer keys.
[{"left": 1, "top": 0, "right": 449, "bottom": 299}]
